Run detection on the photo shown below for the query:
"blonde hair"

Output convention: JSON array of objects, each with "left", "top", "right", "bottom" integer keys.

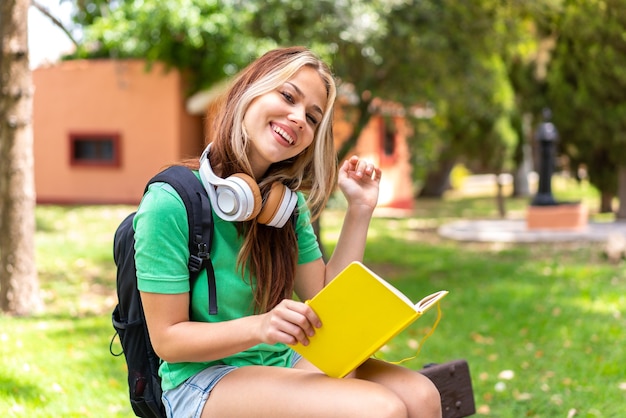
[
  {"left": 208, "top": 46, "right": 337, "bottom": 221},
  {"left": 204, "top": 47, "right": 338, "bottom": 312}
]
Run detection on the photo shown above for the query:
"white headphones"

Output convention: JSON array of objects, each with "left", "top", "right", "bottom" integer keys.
[{"left": 199, "top": 144, "right": 298, "bottom": 228}]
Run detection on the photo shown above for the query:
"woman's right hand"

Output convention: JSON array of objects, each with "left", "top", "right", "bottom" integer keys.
[{"left": 258, "top": 299, "right": 321, "bottom": 346}]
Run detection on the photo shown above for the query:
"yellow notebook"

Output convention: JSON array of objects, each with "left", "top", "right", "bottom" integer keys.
[{"left": 292, "top": 261, "right": 448, "bottom": 378}]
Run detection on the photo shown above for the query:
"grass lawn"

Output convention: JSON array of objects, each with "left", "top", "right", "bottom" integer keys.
[{"left": 1, "top": 177, "right": 624, "bottom": 417}]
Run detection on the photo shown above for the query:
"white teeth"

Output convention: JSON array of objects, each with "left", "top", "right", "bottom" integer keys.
[{"left": 273, "top": 125, "right": 294, "bottom": 144}]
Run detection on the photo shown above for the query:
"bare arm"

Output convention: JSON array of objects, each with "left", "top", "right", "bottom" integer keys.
[
  {"left": 295, "top": 156, "right": 381, "bottom": 301},
  {"left": 141, "top": 291, "right": 321, "bottom": 363},
  {"left": 136, "top": 183, "right": 320, "bottom": 362}
]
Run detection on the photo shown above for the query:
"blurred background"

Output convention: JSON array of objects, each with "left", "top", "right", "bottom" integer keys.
[{"left": 2, "top": 1, "right": 625, "bottom": 417}]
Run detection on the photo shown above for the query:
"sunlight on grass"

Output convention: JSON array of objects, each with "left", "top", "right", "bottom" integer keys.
[
  {"left": 2, "top": 177, "right": 625, "bottom": 417},
  {"left": 0, "top": 315, "right": 130, "bottom": 416},
  {"left": 569, "top": 293, "right": 625, "bottom": 316}
]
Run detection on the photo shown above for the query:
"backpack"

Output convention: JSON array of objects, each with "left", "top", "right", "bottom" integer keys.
[{"left": 110, "top": 165, "right": 217, "bottom": 418}]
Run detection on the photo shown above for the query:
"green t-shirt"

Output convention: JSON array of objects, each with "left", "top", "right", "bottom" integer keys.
[{"left": 134, "top": 172, "right": 322, "bottom": 391}]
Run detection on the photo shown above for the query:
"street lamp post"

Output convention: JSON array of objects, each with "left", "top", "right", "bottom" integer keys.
[{"left": 531, "top": 108, "right": 559, "bottom": 206}]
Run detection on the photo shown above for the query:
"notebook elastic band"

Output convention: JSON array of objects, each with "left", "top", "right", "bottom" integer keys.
[{"left": 385, "top": 301, "right": 443, "bottom": 365}]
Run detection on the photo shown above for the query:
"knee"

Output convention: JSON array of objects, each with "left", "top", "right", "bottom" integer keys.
[
  {"left": 367, "top": 389, "right": 408, "bottom": 418},
  {"left": 413, "top": 376, "right": 442, "bottom": 418}
]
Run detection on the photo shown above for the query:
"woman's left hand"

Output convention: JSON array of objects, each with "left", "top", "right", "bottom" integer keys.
[{"left": 337, "top": 155, "right": 382, "bottom": 211}]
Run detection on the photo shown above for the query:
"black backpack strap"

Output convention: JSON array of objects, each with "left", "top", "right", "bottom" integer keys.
[{"left": 146, "top": 166, "right": 217, "bottom": 315}]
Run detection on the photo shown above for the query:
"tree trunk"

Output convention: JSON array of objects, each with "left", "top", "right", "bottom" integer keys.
[
  {"left": 512, "top": 113, "right": 533, "bottom": 198},
  {"left": 495, "top": 175, "right": 506, "bottom": 218},
  {"left": 599, "top": 191, "right": 614, "bottom": 214},
  {"left": 418, "top": 149, "right": 456, "bottom": 198},
  {"left": 0, "top": 0, "right": 42, "bottom": 315},
  {"left": 617, "top": 166, "right": 626, "bottom": 220}
]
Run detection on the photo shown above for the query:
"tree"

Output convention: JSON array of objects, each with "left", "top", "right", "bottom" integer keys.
[
  {"left": 248, "top": 0, "right": 521, "bottom": 190},
  {"left": 547, "top": 0, "right": 626, "bottom": 215},
  {"left": 63, "top": 0, "right": 570, "bottom": 209},
  {"left": 0, "top": 0, "right": 42, "bottom": 315},
  {"left": 71, "top": 0, "right": 265, "bottom": 93},
  {"left": 391, "top": 1, "right": 519, "bottom": 202}
]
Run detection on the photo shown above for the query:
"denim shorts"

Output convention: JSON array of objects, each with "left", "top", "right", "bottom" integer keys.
[{"left": 162, "top": 351, "right": 302, "bottom": 418}]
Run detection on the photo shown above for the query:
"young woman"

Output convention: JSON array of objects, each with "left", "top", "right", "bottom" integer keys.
[{"left": 135, "top": 46, "right": 441, "bottom": 418}]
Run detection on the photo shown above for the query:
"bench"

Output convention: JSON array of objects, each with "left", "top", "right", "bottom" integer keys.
[{"left": 419, "top": 359, "right": 476, "bottom": 418}]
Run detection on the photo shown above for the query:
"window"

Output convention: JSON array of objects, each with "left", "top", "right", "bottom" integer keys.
[{"left": 69, "top": 133, "right": 121, "bottom": 167}]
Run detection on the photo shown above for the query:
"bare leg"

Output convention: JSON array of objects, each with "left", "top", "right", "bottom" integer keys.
[
  {"left": 354, "top": 358, "right": 442, "bottom": 418},
  {"left": 202, "top": 365, "right": 407, "bottom": 418},
  {"left": 202, "top": 359, "right": 440, "bottom": 418}
]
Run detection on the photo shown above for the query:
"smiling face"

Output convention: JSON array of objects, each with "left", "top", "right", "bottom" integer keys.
[{"left": 243, "top": 66, "right": 328, "bottom": 179}]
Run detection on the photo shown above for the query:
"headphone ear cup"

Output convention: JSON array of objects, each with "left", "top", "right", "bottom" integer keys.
[
  {"left": 221, "top": 173, "right": 263, "bottom": 221},
  {"left": 257, "top": 182, "right": 298, "bottom": 228}
]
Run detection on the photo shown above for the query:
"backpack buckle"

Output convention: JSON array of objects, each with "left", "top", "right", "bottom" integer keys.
[
  {"left": 197, "top": 242, "right": 209, "bottom": 260},
  {"left": 188, "top": 242, "right": 209, "bottom": 273},
  {"left": 188, "top": 255, "right": 202, "bottom": 273}
]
